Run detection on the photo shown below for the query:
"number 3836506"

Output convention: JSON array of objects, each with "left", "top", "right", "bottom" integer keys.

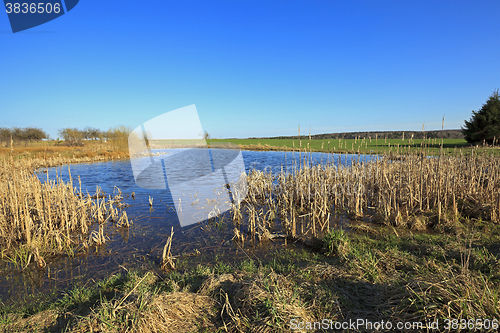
[{"left": 5, "top": 3, "right": 61, "bottom": 14}]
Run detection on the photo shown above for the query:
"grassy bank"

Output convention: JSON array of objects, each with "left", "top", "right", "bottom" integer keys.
[
  {"left": 3, "top": 137, "right": 495, "bottom": 159},
  {"left": 0, "top": 140, "right": 129, "bottom": 161},
  {"left": 1, "top": 225, "right": 499, "bottom": 332},
  {"left": 209, "top": 138, "right": 500, "bottom": 156}
]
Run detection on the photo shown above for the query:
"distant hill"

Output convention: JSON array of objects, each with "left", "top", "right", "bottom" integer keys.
[{"left": 254, "top": 129, "right": 464, "bottom": 140}]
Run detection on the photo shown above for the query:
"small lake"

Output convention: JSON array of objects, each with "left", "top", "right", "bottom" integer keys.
[{"left": 0, "top": 150, "right": 377, "bottom": 305}]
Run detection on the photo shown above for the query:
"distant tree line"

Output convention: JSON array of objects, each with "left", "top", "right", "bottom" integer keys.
[
  {"left": 58, "top": 126, "right": 131, "bottom": 147},
  {"left": 265, "top": 129, "right": 465, "bottom": 141},
  {"left": 0, "top": 127, "right": 48, "bottom": 145},
  {"left": 57, "top": 126, "right": 104, "bottom": 144},
  {"left": 0, "top": 125, "right": 132, "bottom": 149}
]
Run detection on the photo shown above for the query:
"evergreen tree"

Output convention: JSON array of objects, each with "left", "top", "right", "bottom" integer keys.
[{"left": 462, "top": 90, "right": 500, "bottom": 145}]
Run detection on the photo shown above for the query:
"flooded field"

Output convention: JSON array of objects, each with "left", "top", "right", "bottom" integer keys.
[
  {"left": 0, "top": 150, "right": 373, "bottom": 306},
  {"left": 1, "top": 148, "right": 499, "bottom": 332}
]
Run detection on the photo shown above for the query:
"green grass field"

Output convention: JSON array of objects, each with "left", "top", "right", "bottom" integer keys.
[{"left": 207, "top": 137, "right": 499, "bottom": 156}]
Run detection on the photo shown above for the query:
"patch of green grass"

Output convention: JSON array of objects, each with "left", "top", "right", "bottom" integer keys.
[
  {"left": 208, "top": 138, "right": 485, "bottom": 156},
  {"left": 239, "top": 259, "right": 257, "bottom": 273},
  {"left": 214, "top": 262, "right": 235, "bottom": 274},
  {"left": 323, "top": 228, "right": 350, "bottom": 257},
  {"left": 2, "top": 244, "right": 32, "bottom": 269},
  {"left": 164, "top": 264, "right": 213, "bottom": 293}
]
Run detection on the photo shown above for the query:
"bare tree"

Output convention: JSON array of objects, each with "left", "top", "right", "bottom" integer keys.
[{"left": 58, "top": 128, "right": 84, "bottom": 146}]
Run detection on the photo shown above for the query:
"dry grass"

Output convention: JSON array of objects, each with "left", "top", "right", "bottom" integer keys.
[
  {"left": 405, "top": 236, "right": 500, "bottom": 321},
  {"left": 0, "top": 309, "right": 59, "bottom": 333},
  {"left": 51, "top": 272, "right": 219, "bottom": 333},
  {"left": 407, "top": 267, "right": 500, "bottom": 321},
  {"left": 218, "top": 272, "right": 316, "bottom": 333},
  {"left": 0, "top": 156, "right": 130, "bottom": 268},
  {"left": 0, "top": 140, "right": 129, "bottom": 161},
  {"left": 136, "top": 292, "right": 217, "bottom": 332}
]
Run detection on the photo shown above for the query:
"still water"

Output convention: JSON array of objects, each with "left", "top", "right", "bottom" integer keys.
[{"left": 0, "top": 150, "right": 376, "bottom": 305}]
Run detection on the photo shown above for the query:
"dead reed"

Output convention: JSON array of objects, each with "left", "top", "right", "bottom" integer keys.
[
  {"left": 161, "top": 226, "right": 176, "bottom": 270},
  {"left": 233, "top": 148, "right": 500, "bottom": 243},
  {"left": 0, "top": 156, "right": 130, "bottom": 268}
]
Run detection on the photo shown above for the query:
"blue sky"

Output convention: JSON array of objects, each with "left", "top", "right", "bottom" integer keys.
[{"left": 1, "top": 0, "right": 499, "bottom": 139}]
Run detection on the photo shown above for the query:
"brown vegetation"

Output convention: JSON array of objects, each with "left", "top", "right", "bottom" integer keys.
[
  {"left": 0, "top": 140, "right": 129, "bottom": 161},
  {"left": 0, "top": 156, "right": 130, "bottom": 268},
  {"left": 232, "top": 148, "right": 500, "bottom": 244}
]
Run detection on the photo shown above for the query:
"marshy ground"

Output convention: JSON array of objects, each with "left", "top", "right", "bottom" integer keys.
[
  {"left": 2, "top": 228, "right": 499, "bottom": 332},
  {"left": 1, "top": 140, "right": 499, "bottom": 332}
]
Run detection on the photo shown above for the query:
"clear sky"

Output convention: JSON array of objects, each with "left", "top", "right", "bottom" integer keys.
[{"left": 1, "top": 0, "right": 499, "bottom": 139}]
